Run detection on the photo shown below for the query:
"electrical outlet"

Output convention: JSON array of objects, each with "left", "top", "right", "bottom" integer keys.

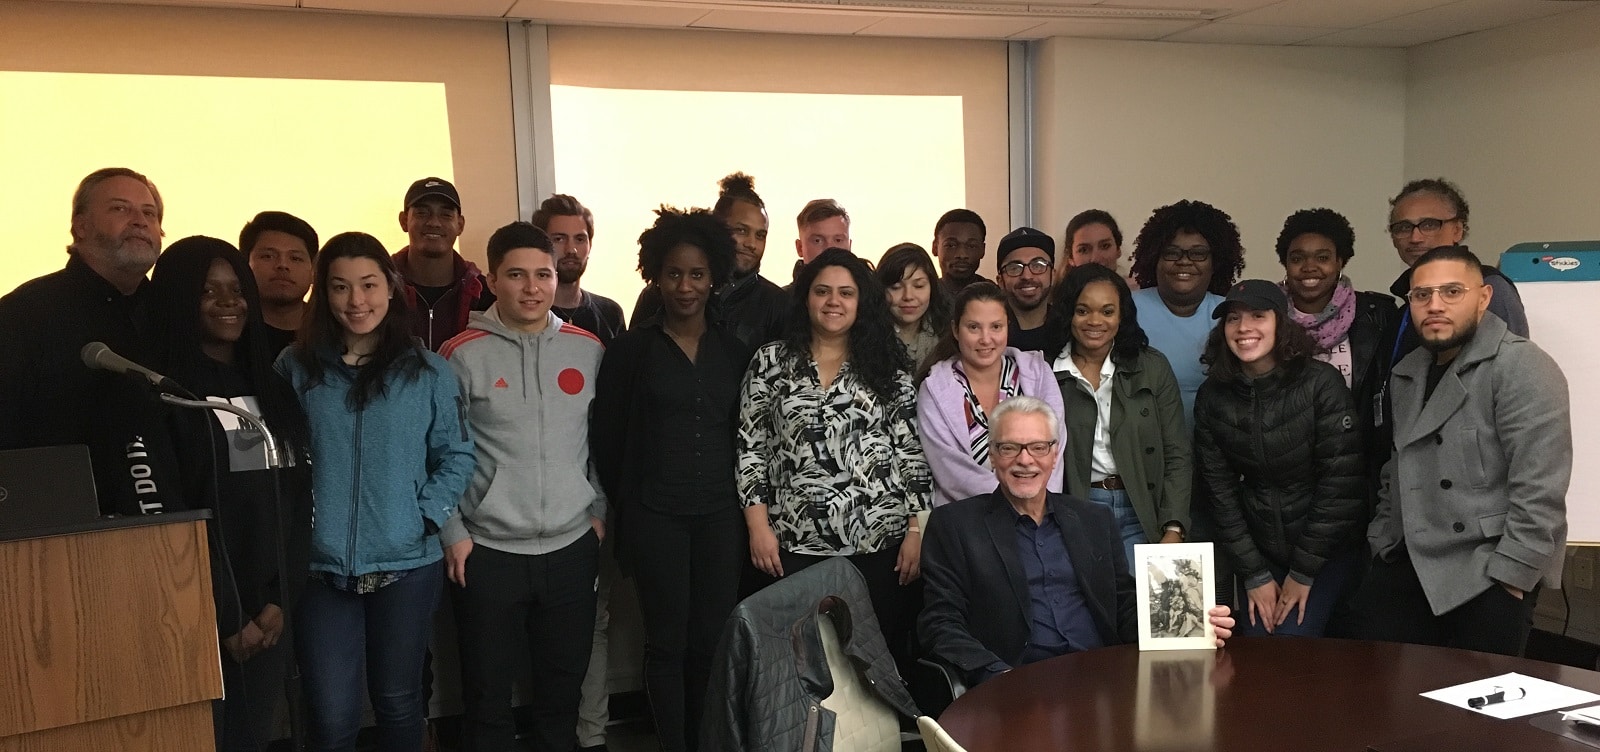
[{"left": 1570, "top": 549, "right": 1595, "bottom": 591}]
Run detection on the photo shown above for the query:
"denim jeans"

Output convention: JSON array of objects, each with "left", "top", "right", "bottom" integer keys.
[
  {"left": 296, "top": 560, "right": 444, "bottom": 752},
  {"left": 1236, "top": 549, "right": 1358, "bottom": 638},
  {"left": 1087, "top": 487, "right": 1148, "bottom": 568}
]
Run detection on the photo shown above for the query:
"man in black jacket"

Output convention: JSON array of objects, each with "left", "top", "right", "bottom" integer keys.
[
  {"left": 0, "top": 167, "right": 180, "bottom": 516},
  {"left": 919, "top": 396, "right": 1233, "bottom": 687}
]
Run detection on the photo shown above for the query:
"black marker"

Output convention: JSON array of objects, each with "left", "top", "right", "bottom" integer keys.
[{"left": 1468, "top": 687, "right": 1524, "bottom": 709}]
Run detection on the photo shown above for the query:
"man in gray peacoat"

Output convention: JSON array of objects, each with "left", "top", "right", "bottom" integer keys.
[{"left": 1358, "top": 246, "right": 1570, "bottom": 656}]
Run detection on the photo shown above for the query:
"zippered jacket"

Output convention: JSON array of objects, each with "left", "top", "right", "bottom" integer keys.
[
  {"left": 275, "top": 345, "right": 475, "bottom": 575},
  {"left": 438, "top": 309, "right": 606, "bottom": 555},
  {"left": 1193, "top": 359, "right": 1365, "bottom": 588},
  {"left": 392, "top": 247, "right": 495, "bottom": 352}
]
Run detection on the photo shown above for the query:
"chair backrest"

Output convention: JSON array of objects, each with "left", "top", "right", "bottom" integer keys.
[
  {"left": 917, "top": 715, "right": 969, "bottom": 752},
  {"left": 818, "top": 611, "right": 901, "bottom": 752}
]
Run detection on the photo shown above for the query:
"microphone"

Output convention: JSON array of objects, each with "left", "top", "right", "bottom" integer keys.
[{"left": 80, "top": 342, "right": 195, "bottom": 397}]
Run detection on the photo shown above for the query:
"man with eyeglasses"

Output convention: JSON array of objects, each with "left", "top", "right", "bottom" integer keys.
[
  {"left": 932, "top": 209, "right": 988, "bottom": 295},
  {"left": 995, "top": 227, "right": 1057, "bottom": 354},
  {"left": 1357, "top": 246, "right": 1568, "bottom": 657},
  {"left": 394, "top": 177, "right": 496, "bottom": 352},
  {"left": 919, "top": 396, "right": 1234, "bottom": 687},
  {"left": 1385, "top": 178, "right": 1527, "bottom": 364}
]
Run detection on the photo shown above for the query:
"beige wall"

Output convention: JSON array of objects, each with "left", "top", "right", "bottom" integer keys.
[
  {"left": 1406, "top": 6, "right": 1600, "bottom": 261},
  {"left": 0, "top": 0, "right": 518, "bottom": 273},
  {"left": 548, "top": 26, "right": 1011, "bottom": 278},
  {"left": 1032, "top": 37, "right": 1409, "bottom": 294}
]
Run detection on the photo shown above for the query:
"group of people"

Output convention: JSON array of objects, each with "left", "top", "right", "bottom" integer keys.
[{"left": 0, "top": 166, "right": 1572, "bottom": 752}]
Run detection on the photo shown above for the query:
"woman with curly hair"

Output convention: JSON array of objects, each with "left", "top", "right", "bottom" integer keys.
[
  {"left": 1051, "top": 264, "right": 1191, "bottom": 567},
  {"left": 1127, "top": 200, "right": 1247, "bottom": 423},
  {"left": 737, "top": 248, "right": 932, "bottom": 667},
  {"left": 593, "top": 208, "right": 750, "bottom": 752},
  {"left": 1193, "top": 280, "right": 1364, "bottom": 637},
  {"left": 878, "top": 242, "right": 949, "bottom": 370}
]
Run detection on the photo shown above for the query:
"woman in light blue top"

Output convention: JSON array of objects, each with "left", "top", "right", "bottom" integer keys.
[{"left": 276, "top": 232, "right": 475, "bottom": 752}]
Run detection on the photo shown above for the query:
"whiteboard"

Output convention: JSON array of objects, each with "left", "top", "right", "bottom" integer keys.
[{"left": 1502, "top": 244, "right": 1600, "bottom": 544}]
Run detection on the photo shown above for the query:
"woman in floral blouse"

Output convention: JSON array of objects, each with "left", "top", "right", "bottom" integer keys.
[{"left": 737, "top": 248, "right": 932, "bottom": 667}]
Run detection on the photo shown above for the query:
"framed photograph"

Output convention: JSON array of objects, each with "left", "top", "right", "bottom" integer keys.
[{"left": 1133, "top": 542, "right": 1217, "bottom": 651}]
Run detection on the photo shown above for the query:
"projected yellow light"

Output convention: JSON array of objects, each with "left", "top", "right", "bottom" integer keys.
[
  {"left": 0, "top": 71, "right": 454, "bottom": 296},
  {"left": 549, "top": 86, "right": 967, "bottom": 319}
]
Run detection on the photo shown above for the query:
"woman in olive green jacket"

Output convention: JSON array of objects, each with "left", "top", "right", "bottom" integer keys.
[{"left": 1051, "top": 264, "right": 1192, "bottom": 566}]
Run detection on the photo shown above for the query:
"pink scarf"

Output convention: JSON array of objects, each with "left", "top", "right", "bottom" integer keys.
[{"left": 1282, "top": 276, "right": 1356, "bottom": 352}]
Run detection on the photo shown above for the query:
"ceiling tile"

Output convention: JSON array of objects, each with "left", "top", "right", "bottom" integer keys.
[
  {"left": 1014, "top": 17, "right": 1200, "bottom": 39},
  {"left": 506, "top": 0, "right": 710, "bottom": 25},
  {"left": 1223, "top": 0, "right": 1456, "bottom": 28},
  {"left": 1296, "top": 25, "right": 1455, "bottom": 47},
  {"left": 1163, "top": 22, "right": 1337, "bottom": 44},
  {"left": 36, "top": 0, "right": 296, "bottom": 5},
  {"left": 1093, "top": 0, "right": 1276, "bottom": 9},
  {"left": 855, "top": 15, "right": 1045, "bottom": 38},
  {"left": 689, "top": 8, "right": 885, "bottom": 34},
  {"left": 1369, "top": 0, "right": 1581, "bottom": 33},
  {"left": 303, "top": 0, "right": 515, "bottom": 15}
]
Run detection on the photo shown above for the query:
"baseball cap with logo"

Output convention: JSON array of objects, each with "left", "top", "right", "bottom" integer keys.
[
  {"left": 1213, "top": 279, "right": 1288, "bottom": 319},
  {"left": 404, "top": 177, "right": 461, "bottom": 210}
]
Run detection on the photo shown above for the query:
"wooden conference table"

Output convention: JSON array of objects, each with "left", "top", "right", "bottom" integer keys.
[{"left": 938, "top": 637, "right": 1600, "bottom": 751}]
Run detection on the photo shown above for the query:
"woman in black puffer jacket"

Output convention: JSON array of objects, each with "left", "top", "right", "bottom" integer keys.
[{"left": 1194, "top": 280, "right": 1365, "bottom": 638}]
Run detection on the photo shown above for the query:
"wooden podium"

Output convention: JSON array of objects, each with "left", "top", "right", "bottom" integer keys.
[{"left": 0, "top": 511, "right": 223, "bottom": 751}]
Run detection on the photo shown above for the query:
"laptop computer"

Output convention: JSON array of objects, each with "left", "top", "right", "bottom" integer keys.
[{"left": 0, "top": 444, "right": 102, "bottom": 538}]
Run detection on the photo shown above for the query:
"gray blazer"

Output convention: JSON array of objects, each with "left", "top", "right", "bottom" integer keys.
[{"left": 1370, "top": 313, "right": 1570, "bottom": 615}]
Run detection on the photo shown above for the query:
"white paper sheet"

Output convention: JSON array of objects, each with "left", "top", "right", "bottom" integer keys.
[{"left": 1421, "top": 672, "right": 1600, "bottom": 719}]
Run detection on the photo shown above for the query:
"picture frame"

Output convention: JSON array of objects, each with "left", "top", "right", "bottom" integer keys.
[{"left": 1133, "top": 542, "right": 1217, "bottom": 651}]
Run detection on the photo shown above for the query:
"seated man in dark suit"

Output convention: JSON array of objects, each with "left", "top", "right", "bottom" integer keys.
[{"left": 919, "top": 395, "right": 1234, "bottom": 686}]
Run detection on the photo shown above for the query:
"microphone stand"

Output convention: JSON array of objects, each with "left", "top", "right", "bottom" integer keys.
[{"left": 158, "top": 393, "right": 304, "bottom": 752}]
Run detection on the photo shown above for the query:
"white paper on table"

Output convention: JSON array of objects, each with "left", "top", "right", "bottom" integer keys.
[
  {"left": 1421, "top": 672, "right": 1600, "bottom": 719},
  {"left": 1560, "top": 704, "right": 1600, "bottom": 725}
]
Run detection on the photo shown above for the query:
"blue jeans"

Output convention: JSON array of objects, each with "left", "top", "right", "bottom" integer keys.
[
  {"left": 296, "top": 560, "right": 444, "bottom": 752},
  {"left": 1087, "top": 487, "right": 1147, "bottom": 568},
  {"left": 1237, "top": 549, "right": 1358, "bottom": 638}
]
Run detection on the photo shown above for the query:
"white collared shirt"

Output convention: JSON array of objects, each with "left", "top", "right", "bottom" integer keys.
[{"left": 1054, "top": 348, "right": 1118, "bottom": 479}]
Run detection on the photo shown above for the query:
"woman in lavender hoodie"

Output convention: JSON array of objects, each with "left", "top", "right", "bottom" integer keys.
[{"left": 916, "top": 281, "right": 1065, "bottom": 507}]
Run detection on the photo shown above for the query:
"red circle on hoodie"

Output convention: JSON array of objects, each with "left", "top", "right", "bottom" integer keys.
[{"left": 558, "top": 368, "right": 585, "bottom": 395}]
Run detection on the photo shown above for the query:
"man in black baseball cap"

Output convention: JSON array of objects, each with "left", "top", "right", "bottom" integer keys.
[
  {"left": 393, "top": 176, "right": 494, "bottom": 351},
  {"left": 996, "top": 226, "right": 1057, "bottom": 353}
]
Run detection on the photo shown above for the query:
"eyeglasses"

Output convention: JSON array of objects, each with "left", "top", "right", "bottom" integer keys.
[
  {"left": 992, "top": 440, "right": 1058, "bottom": 459},
  {"left": 1159, "top": 246, "right": 1211, "bottom": 263},
  {"left": 1387, "top": 217, "right": 1459, "bottom": 237},
  {"left": 1000, "top": 258, "right": 1053, "bottom": 277},
  {"left": 1406, "top": 283, "right": 1478, "bottom": 305}
]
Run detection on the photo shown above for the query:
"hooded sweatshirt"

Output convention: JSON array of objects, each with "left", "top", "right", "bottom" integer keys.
[{"left": 439, "top": 307, "right": 607, "bottom": 555}]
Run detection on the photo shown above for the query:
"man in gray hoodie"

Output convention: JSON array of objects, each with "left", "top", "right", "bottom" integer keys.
[{"left": 439, "top": 221, "right": 607, "bottom": 752}]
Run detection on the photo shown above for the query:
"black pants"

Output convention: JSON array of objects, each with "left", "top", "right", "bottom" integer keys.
[
  {"left": 772, "top": 545, "right": 920, "bottom": 675},
  {"left": 214, "top": 636, "right": 290, "bottom": 752},
  {"left": 1355, "top": 547, "right": 1539, "bottom": 657},
  {"left": 452, "top": 531, "right": 599, "bottom": 752},
  {"left": 626, "top": 504, "right": 744, "bottom": 752}
]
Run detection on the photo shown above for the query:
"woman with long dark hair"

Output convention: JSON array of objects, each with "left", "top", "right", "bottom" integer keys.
[
  {"left": 592, "top": 208, "right": 750, "bottom": 752},
  {"left": 275, "top": 232, "right": 475, "bottom": 752},
  {"left": 877, "top": 242, "right": 950, "bottom": 370},
  {"left": 916, "top": 281, "right": 1061, "bottom": 508},
  {"left": 737, "top": 248, "right": 932, "bottom": 667},
  {"left": 147, "top": 236, "right": 312, "bottom": 752},
  {"left": 1193, "top": 280, "right": 1364, "bottom": 637},
  {"left": 1051, "top": 264, "right": 1191, "bottom": 567}
]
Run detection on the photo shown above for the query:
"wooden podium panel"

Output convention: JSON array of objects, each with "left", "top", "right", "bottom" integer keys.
[{"left": 0, "top": 514, "right": 221, "bottom": 750}]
